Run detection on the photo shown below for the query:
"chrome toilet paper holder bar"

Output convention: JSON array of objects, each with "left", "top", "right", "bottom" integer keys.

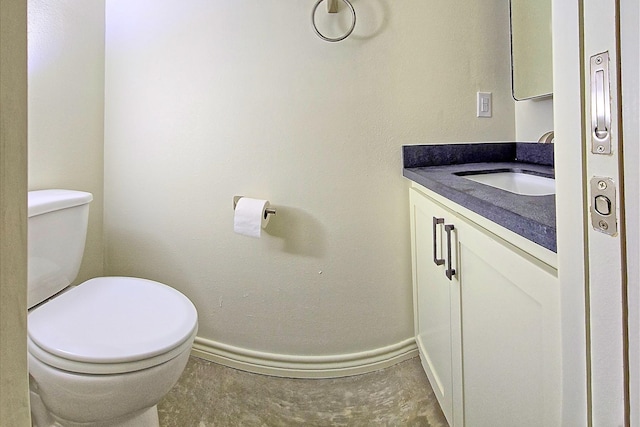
[{"left": 233, "top": 196, "right": 276, "bottom": 218}]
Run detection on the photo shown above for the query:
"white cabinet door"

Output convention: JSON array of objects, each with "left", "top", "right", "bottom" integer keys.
[
  {"left": 410, "top": 188, "right": 462, "bottom": 426},
  {"left": 410, "top": 186, "right": 561, "bottom": 427},
  {"left": 453, "top": 216, "right": 561, "bottom": 426}
]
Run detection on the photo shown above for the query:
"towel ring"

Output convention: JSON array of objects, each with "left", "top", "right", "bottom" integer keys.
[{"left": 311, "top": 0, "right": 356, "bottom": 43}]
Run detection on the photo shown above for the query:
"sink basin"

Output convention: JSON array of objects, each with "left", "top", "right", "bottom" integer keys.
[{"left": 457, "top": 170, "right": 555, "bottom": 196}]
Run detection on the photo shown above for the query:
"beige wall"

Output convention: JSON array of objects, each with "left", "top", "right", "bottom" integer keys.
[
  {"left": 28, "top": 0, "right": 105, "bottom": 283},
  {"left": 0, "top": 0, "right": 30, "bottom": 424},
  {"left": 515, "top": 97, "right": 554, "bottom": 141},
  {"left": 104, "top": 0, "right": 515, "bottom": 360}
]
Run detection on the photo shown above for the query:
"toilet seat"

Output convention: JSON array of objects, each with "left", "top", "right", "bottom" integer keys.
[{"left": 28, "top": 277, "right": 198, "bottom": 375}]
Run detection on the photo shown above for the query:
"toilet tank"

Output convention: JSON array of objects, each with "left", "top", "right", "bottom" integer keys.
[{"left": 28, "top": 189, "right": 93, "bottom": 309}]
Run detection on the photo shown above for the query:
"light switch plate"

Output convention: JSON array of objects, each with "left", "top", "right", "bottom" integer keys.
[{"left": 477, "top": 92, "right": 492, "bottom": 118}]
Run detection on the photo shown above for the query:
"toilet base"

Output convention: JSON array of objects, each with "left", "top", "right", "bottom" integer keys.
[
  {"left": 31, "top": 394, "right": 159, "bottom": 427},
  {"left": 28, "top": 347, "right": 192, "bottom": 427}
]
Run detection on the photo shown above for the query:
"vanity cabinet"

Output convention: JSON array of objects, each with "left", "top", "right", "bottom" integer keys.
[{"left": 409, "top": 184, "right": 561, "bottom": 427}]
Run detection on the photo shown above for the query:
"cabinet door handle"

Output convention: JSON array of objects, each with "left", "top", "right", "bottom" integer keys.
[
  {"left": 445, "top": 224, "right": 456, "bottom": 280},
  {"left": 433, "top": 217, "right": 445, "bottom": 266}
]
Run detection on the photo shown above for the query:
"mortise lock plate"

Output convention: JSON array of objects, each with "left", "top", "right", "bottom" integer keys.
[
  {"left": 590, "top": 177, "right": 617, "bottom": 235},
  {"left": 590, "top": 52, "right": 612, "bottom": 155}
]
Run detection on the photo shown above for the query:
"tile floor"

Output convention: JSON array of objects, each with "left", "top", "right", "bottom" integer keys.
[{"left": 158, "top": 356, "right": 448, "bottom": 426}]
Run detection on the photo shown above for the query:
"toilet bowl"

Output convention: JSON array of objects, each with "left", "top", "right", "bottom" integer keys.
[{"left": 27, "top": 190, "right": 198, "bottom": 427}]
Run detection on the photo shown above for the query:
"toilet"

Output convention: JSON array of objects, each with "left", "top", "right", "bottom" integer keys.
[{"left": 27, "top": 189, "right": 198, "bottom": 427}]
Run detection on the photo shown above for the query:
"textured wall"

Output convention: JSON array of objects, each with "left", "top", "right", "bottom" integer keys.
[
  {"left": 28, "top": 0, "right": 105, "bottom": 283},
  {"left": 104, "top": 0, "right": 515, "bottom": 361}
]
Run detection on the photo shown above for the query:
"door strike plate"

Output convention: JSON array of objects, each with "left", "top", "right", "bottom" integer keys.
[{"left": 590, "top": 177, "right": 617, "bottom": 236}]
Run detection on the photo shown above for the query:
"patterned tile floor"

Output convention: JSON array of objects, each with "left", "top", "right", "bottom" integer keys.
[{"left": 158, "top": 356, "right": 448, "bottom": 426}]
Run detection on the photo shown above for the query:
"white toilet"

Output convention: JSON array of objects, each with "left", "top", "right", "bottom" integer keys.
[{"left": 27, "top": 189, "right": 198, "bottom": 427}]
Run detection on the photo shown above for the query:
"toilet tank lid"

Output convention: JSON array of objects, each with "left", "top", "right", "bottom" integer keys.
[{"left": 28, "top": 189, "right": 93, "bottom": 218}]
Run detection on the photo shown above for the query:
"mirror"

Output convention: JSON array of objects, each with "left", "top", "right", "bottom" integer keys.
[{"left": 509, "top": 0, "right": 553, "bottom": 100}]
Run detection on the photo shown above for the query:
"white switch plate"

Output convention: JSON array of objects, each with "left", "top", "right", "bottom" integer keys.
[{"left": 477, "top": 92, "right": 492, "bottom": 118}]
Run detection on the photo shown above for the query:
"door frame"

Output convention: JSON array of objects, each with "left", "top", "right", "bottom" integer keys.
[
  {"left": 619, "top": 0, "right": 639, "bottom": 424},
  {"left": 554, "top": 0, "right": 637, "bottom": 424}
]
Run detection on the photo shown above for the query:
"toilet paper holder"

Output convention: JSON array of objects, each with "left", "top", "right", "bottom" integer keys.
[{"left": 233, "top": 196, "right": 276, "bottom": 218}]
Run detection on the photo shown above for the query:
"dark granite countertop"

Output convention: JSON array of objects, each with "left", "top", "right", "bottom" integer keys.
[{"left": 403, "top": 143, "right": 556, "bottom": 252}]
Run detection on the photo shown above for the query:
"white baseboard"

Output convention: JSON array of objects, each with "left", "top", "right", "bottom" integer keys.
[{"left": 190, "top": 336, "right": 418, "bottom": 379}]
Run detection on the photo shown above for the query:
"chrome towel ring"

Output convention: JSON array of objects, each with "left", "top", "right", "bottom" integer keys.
[{"left": 311, "top": 0, "right": 356, "bottom": 43}]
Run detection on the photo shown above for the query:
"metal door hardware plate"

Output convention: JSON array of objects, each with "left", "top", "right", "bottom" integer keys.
[
  {"left": 590, "top": 177, "right": 617, "bottom": 235},
  {"left": 590, "top": 52, "right": 612, "bottom": 155}
]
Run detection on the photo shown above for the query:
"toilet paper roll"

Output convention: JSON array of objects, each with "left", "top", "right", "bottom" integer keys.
[{"left": 233, "top": 197, "right": 271, "bottom": 238}]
